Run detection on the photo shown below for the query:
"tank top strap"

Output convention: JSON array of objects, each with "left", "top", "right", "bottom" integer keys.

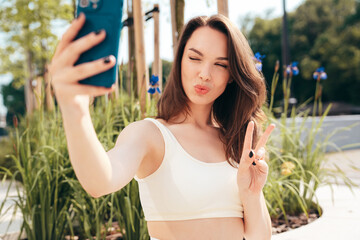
[
  {"left": 143, "top": 118, "right": 176, "bottom": 150},
  {"left": 134, "top": 118, "right": 174, "bottom": 182}
]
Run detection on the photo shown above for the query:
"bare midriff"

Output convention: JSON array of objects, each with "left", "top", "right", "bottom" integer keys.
[{"left": 147, "top": 217, "right": 244, "bottom": 240}]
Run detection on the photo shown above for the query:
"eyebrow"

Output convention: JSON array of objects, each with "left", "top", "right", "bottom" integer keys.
[{"left": 189, "top": 48, "right": 228, "bottom": 61}]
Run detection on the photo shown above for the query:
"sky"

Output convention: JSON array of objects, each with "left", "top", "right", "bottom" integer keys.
[{"left": 0, "top": 0, "right": 305, "bottom": 115}]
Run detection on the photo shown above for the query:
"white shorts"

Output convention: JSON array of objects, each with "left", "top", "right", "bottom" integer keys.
[{"left": 150, "top": 237, "right": 160, "bottom": 240}]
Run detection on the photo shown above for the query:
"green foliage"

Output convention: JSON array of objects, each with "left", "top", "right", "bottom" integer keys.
[
  {"left": 248, "top": 17, "right": 283, "bottom": 104},
  {"left": 0, "top": 0, "right": 73, "bottom": 87},
  {"left": 144, "top": 59, "right": 173, "bottom": 87},
  {"left": 161, "top": 59, "right": 173, "bottom": 85},
  {"left": 1, "top": 107, "right": 73, "bottom": 240},
  {"left": 1, "top": 0, "right": 359, "bottom": 236},
  {"left": 263, "top": 63, "right": 359, "bottom": 222},
  {"left": 247, "top": 0, "right": 360, "bottom": 105},
  {"left": 115, "top": 181, "right": 149, "bottom": 240},
  {"left": 64, "top": 70, "right": 150, "bottom": 238},
  {"left": 0, "top": 62, "right": 152, "bottom": 238},
  {"left": 0, "top": 79, "right": 152, "bottom": 239},
  {"left": 1, "top": 80, "right": 25, "bottom": 126},
  {"left": 67, "top": 179, "right": 115, "bottom": 239},
  {"left": 2, "top": 60, "right": 358, "bottom": 236},
  {"left": 1, "top": 63, "right": 358, "bottom": 237},
  {"left": 0, "top": 137, "right": 13, "bottom": 176}
]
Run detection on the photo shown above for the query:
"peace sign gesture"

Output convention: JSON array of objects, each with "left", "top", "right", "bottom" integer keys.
[{"left": 237, "top": 121, "right": 276, "bottom": 196}]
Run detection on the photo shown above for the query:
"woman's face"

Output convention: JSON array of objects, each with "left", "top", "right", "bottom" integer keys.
[{"left": 181, "top": 26, "right": 230, "bottom": 106}]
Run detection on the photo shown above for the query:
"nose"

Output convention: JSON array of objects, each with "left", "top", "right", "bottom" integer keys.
[{"left": 198, "top": 64, "right": 211, "bottom": 81}]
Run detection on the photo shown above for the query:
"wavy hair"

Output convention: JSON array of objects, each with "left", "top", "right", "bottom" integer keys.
[{"left": 156, "top": 15, "right": 267, "bottom": 168}]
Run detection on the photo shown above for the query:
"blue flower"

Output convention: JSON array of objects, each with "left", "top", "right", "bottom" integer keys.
[
  {"left": 313, "top": 67, "right": 327, "bottom": 80},
  {"left": 147, "top": 75, "right": 161, "bottom": 94},
  {"left": 286, "top": 62, "right": 299, "bottom": 76},
  {"left": 254, "top": 52, "right": 266, "bottom": 62},
  {"left": 253, "top": 52, "right": 266, "bottom": 72}
]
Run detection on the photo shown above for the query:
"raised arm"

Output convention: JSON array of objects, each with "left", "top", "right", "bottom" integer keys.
[
  {"left": 237, "top": 121, "right": 276, "bottom": 240},
  {"left": 49, "top": 13, "right": 152, "bottom": 198},
  {"left": 61, "top": 108, "right": 153, "bottom": 197}
]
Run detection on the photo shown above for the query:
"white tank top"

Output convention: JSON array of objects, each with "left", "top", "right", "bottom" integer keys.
[{"left": 134, "top": 118, "right": 244, "bottom": 221}]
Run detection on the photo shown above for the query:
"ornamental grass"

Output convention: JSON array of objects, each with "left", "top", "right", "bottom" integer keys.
[{"left": 1, "top": 62, "right": 358, "bottom": 238}]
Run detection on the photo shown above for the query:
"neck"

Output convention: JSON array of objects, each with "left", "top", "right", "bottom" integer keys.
[{"left": 176, "top": 102, "right": 215, "bottom": 129}]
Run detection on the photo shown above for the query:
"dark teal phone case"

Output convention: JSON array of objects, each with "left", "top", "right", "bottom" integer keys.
[{"left": 75, "top": 0, "right": 124, "bottom": 88}]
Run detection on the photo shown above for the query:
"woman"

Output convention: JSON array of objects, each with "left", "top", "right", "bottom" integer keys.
[{"left": 50, "top": 13, "right": 275, "bottom": 240}]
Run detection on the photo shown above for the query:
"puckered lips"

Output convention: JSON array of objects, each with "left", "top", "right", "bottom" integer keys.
[{"left": 194, "top": 84, "right": 210, "bottom": 95}]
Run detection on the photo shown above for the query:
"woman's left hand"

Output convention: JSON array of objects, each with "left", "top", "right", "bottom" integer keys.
[{"left": 237, "top": 121, "right": 276, "bottom": 196}]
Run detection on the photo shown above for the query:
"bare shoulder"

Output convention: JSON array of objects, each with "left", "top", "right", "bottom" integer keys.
[
  {"left": 114, "top": 119, "right": 163, "bottom": 150},
  {"left": 104, "top": 119, "right": 164, "bottom": 192},
  {"left": 113, "top": 119, "right": 165, "bottom": 179}
]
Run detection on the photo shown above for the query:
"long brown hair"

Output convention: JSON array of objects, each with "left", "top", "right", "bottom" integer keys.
[{"left": 156, "top": 15, "right": 267, "bottom": 168}]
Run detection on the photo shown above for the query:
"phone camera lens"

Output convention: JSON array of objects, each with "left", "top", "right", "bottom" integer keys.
[
  {"left": 90, "top": 0, "right": 99, "bottom": 9},
  {"left": 79, "top": 0, "right": 89, "bottom": 8}
]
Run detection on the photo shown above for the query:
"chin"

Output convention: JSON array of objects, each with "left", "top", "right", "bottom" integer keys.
[{"left": 187, "top": 94, "right": 215, "bottom": 106}]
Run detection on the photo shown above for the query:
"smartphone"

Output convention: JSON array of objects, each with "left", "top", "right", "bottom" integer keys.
[{"left": 74, "top": 0, "right": 124, "bottom": 88}]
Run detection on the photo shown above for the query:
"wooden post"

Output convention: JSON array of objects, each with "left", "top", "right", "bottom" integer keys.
[
  {"left": 133, "top": 0, "right": 149, "bottom": 113},
  {"left": 25, "top": 50, "right": 35, "bottom": 114},
  {"left": 152, "top": 4, "right": 162, "bottom": 95},
  {"left": 126, "top": 0, "right": 137, "bottom": 96},
  {"left": 33, "top": 76, "right": 42, "bottom": 110},
  {"left": 170, "top": 0, "right": 178, "bottom": 57},
  {"left": 170, "top": 0, "right": 185, "bottom": 57},
  {"left": 44, "top": 64, "right": 54, "bottom": 111},
  {"left": 217, "top": 0, "right": 229, "bottom": 17}
]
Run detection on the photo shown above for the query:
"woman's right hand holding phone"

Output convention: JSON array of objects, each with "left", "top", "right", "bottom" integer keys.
[{"left": 49, "top": 13, "right": 116, "bottom": 113}]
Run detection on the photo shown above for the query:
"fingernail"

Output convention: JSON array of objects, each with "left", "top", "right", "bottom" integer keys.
[
  {"left": 257, "top": 147, "right": 265, "bottom": 158},
  {"left": 95, "top": 29, "right": 103, "bottom": 35},
  {"left": 249, "top": 150, "right": 254, "bottom": 158},
  {"left": 104, "top": 56, "right": 111, "bottom": 64}
]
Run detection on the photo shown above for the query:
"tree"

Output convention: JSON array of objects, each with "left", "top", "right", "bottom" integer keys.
[
  {"left": 248, "top": 17, "right": 283, "bottom": 104},
  {"left": 1, "top": 80, "right": 25, "bottom": 127},
  {"left": 291, "top": 0, "right": 359, "bottom": 104},
  {"left": 247, "top": 0, "right": 360, "bottom": 106},
  {"left": 0, "top": 0, "right": 73, "bottom": 114}
]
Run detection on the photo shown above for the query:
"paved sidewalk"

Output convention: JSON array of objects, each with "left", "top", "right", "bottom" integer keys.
[
  {"left": 272, "top": 149, "right": 360, "bottom": 240},
  {"left": 0, "top": 181, "right": 23, "bottom": 239}
]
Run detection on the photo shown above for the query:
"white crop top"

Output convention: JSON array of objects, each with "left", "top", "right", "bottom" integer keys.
[{"left": 134, "top": 118, "right": 244, "bottom": 221}]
